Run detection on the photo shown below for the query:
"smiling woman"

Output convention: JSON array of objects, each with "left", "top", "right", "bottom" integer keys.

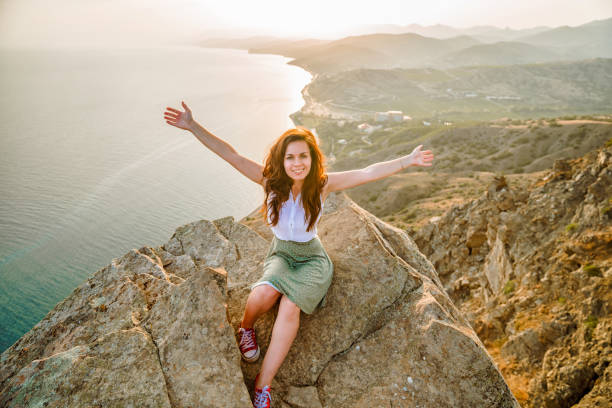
[{"left": 163, "top": 101, "right": 432, "bottom": 407}]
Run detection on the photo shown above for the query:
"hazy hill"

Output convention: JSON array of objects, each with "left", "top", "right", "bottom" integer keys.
[
  {"left": 198, "top": 18, "right": 612, "bottom": 74},
  {"left": 345, "top": 23, "right": 551, "bottom": 43},
  {"left": 196, "top": 23, "right": 552, "bottom": 49},
  {"left": 286, "top": 43, "right": 390, "bottom": 73},
  {"left": 254, "top": 30, "right": 608, "bottom": 74},
  {"left": 435, "top": 41, "right": 561, "bottom": 67},
  {"left": 246, "top": 38, "right": 332, "bottom": 57},
  {"left": 518, "top": 17, "right": 612, "bottom": 59},
  {"left": 460, "top": 25, "right": 552, "bottom": 43},
  {"left": 278, "top": 33, "right": 482, "bottom": 73}
]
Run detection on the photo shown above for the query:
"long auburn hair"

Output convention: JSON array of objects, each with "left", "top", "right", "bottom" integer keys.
[{"left": 260, "top": 126, "right": 328, "bottom": 232}]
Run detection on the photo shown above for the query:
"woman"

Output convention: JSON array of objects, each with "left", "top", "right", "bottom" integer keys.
[{"left": 164, "top": 101, "right": 433, "bottom": 408}]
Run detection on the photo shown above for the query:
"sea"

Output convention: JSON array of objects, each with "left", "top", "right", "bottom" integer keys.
[{"left": 0, "top": 45, "right": 312, "bottom": 352}]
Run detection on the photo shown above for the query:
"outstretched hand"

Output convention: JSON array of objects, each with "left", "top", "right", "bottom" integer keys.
[
  {"left": 164, "top": 101, "right": 194, "bottom": 131},
  {"left": 404, "top": 145, "right": 434, "bottom": 168}
]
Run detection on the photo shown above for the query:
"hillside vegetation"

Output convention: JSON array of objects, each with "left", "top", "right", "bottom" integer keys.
[
  {"left": 300, "top": 59, "right": 612, "bottom": 121},
  {"left": 292, "top": 113, "right": 612, "bottom": 233}
]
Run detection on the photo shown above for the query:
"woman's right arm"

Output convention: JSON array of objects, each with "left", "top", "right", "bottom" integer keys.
[{"left": 165, "top": 101, "right": 265, "bottom": 186}]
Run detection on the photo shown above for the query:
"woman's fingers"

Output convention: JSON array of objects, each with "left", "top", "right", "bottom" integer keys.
[
  {"left": 409, "top": 146, "right": 434, "bottom": 167},
  {"left": 181, "top": 101, "right": 191, "bottom": 112},
  {"left": 166, "top": 107, "right": 182, "bottom": 114}
]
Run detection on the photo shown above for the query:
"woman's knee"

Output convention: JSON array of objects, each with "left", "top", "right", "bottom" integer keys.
[
  {"left": 252, "top": 284, "right": 282, "bottom": 304},
  {"left": 278, "top": 295, "right": 301, "bottom": 320}
]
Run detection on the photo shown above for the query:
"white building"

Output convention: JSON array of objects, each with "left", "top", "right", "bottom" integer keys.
[
  {"left": 358, "top": 123, "right": 382, "bottom": 134},
  {"left": 375, "top": 110, "right": 406, "bottom": 122},
  {"left": 388, "top": 111, "right": 403, "bottom": 122},
  {"left": 375, "top": 112, "right": 389, "bottom": 122}
]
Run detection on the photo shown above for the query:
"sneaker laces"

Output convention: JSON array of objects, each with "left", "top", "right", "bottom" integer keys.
[
  {"left": 253, "top": 385, "right": 271, "bottom": 408},
  {"left": 240, "top": 328, "right": 256, "bottom": 352}
]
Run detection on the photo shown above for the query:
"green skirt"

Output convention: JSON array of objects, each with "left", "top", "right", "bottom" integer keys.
[{"left": 250, "top": 235, "right": 334, "bottom": 314}]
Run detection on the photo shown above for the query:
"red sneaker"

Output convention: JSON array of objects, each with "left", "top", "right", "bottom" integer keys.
[
  {"left": 238, "top": 327, "right": 260, "bottom": 362},
  {"left": 253, "top": 374, "right": 271, "bottom": 408}
]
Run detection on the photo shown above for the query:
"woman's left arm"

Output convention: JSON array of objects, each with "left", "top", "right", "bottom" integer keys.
[{"left": 326, "top": 145, "right": 434, "bottom": 193}]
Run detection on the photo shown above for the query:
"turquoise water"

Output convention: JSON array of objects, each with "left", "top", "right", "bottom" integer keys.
[{"left": 0, "top": 45, "right": 311, "bottom": 352}]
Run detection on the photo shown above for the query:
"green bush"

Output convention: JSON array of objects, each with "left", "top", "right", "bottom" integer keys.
[
  {"left": 402, "top": 211, "right": 417, "bottom": 221},
  {"left": 558, "top": 297, "right": 567, "bottom": 304},
  {"left": 584, "top": 315, "right": 598, "bottom": 330},
  {"left": 584, "top": 263, "right": 602, "bottom": 277},
  {"left": 565, "top": 223, "right": 578, "bottom": 233},
  {"left": 516, "top": 136, "right": 530, "bottom": 144},
  {"left": 503, "top": 280, "right": 516, "bottom": 295}
]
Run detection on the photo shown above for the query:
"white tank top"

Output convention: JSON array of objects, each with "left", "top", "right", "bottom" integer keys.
[{"left": 267, "top": 190, "right": 324, "bottom": 242}]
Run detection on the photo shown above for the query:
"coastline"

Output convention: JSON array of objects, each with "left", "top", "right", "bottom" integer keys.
[{"left": 0, "top": 45, "right": 312, "bottom": 354}]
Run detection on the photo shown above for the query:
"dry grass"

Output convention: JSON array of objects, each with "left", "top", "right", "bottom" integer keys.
[{"left": 345, "top": 170, "right": 541, "bottom": 233}]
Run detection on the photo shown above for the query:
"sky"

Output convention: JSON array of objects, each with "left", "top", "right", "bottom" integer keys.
[{"left": 1, "top": 0, "right": 611, "bottom": 48}]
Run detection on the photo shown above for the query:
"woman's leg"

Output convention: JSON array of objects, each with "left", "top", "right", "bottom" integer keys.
[
  {"left": 240, "top": 284, "right": 282, "bottom": 329},
  {"left": 255, "top": 294, "right": 301, "bottom": 388}
]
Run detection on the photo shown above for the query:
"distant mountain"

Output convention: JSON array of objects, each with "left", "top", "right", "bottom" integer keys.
[
  {"left": 460, "top": 26, "right": 552, "bottom": 43},
  {"left": 248, "top": 38, "right": 332, "bottom": 58},
  {"left": 287, "top": 43, "right": 389, "bottom": 74},
  {"left": 517, "top": 17, "right": 612, "bottom": 58},
  {"left": 337, "top": 23, "right": 551, "bottom": 43},
  {"left": 434, "top": 41, "right": 562, "bottom": 67},
  {"left": 198, "top": 17, "right": 612, "bottom": 73},
  {"left": 262, "top": 32, "right": 482, "bottom": 74},
  {"left": 196, "top": 23, "right": 551, "bottom": 51}
]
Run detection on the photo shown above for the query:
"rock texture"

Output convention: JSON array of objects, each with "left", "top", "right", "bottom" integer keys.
[
  {"left": 415, "top": 145, "right": 612, "bottom": 407},
  {"left": 1, "top": 192, "right": 519, "bottom": 407}
]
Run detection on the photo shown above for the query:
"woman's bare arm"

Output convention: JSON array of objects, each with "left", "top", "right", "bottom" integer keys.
[
  {"left": 190, "top": 121, "right": 265, "bottom": 185},
  {"left": 326, "top": 145, "right": 434, "bottom": 193},
  {"left": 165, "top": 101, "right": 265, "bottom": 186}
]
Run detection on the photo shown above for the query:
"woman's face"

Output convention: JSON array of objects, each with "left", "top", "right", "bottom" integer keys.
[{"left": 284, "top": 140, "right": 312, "bottom": 182}]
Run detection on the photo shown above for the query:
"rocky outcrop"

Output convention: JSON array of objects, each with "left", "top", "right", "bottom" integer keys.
[
  {"left": 0, "top": 193, "right": 519, "bottom": 407},
  {"left": 414, "top": 145, "right": 612, "bottom": 407}
]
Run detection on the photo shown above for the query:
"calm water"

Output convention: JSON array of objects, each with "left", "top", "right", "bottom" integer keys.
[{"left": 0, "top": 45, "right": 311, "bottom": 352}]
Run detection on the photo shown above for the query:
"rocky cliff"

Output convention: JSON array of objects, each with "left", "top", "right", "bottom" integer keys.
[
  {"left": 0, "top": 193, "right": 519, "bottom": 407},
  {"left": 414, "top": 144, "right": 612, "bottom": 407}
]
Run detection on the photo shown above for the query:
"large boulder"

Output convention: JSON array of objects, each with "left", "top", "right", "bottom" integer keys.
[{"left": 1, "top": 192, "right": 519, "bottom": 407}]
